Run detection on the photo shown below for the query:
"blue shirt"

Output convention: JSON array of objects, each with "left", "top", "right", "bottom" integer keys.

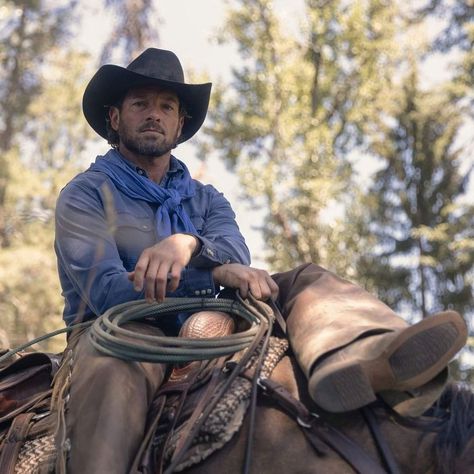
[{"left": 54, "top": 150, "right": 250, "bottom": 326}]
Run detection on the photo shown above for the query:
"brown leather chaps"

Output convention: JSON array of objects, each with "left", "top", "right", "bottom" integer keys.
[
  {"left": 62, "top": 323, "right": 166, "bottom": 474},
  {"left": 272, "top": 263, "right": 448, "bottom": 416}
]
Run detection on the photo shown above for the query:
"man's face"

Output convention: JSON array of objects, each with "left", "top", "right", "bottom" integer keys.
[{"left": 109, "top": 86, "right": 184, "bottom": 158}]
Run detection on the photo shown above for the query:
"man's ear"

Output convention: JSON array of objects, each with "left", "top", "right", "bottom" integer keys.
[
  {"left": 177, "top": 115, "right": 185, "bottom": 138},
  {"left": 109, "top": 106, "right": 120, "bottom": 131}
]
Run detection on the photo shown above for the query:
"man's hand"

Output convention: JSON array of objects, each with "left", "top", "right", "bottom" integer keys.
[
  {"left": 212, "top": 263, "right": 279, "bottom": 301},
  {"left": 128, "top": 233, "right": 199, "bottom": 302}
]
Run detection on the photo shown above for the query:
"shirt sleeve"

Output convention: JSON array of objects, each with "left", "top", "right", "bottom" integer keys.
[
  {"left": 55, "top": 181, "right": 218, "bottom": 319},
  {"left": 55, "top": 181, "right": 147, "bottom": 317},
  {"left": 189, "top": 185, "right": 251, "bottom": 267}
]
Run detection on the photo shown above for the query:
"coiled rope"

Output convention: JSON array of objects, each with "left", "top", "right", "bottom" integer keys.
[
  {"left": 88, "top": 297, "right": 266, "bottom": 363},
  {"left": 0, "top": 296, "right": 270, "bottom": 366}
]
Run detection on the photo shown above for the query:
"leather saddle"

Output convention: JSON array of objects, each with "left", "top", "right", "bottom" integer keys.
[{"left": 0, "top": 352, "right": 61, "bottom": 426}]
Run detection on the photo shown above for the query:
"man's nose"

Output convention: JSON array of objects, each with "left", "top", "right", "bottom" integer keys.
[{"left": 146, "top": 105, "right": 162, "bottom": 121}]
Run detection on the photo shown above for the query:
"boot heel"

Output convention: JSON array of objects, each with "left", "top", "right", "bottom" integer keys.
[{"left": 309, "top": 361, "right": 376, "bottom": 412}]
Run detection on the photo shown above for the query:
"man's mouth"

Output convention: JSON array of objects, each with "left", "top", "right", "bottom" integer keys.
[{"left": 139, "top": 125, "right": 165, "bottom": 134}]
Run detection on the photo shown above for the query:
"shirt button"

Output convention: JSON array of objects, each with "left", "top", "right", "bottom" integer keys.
[
  {"left": 206, "top": 248, "right": 215, "bottom": 257},
  {"left": 194, "top": 290, "right": 200, "bottom": 296},
  {"left": 206, "top": 289, "right": 212, "bottom": 294},
  {"left": 141, "top": 224, "right": 150, "bottom": 230},
  {"left": 200, "top": 289, "right": 207, "bottom": 296}
]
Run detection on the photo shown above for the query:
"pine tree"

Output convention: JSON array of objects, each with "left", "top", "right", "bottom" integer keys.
[
  {"left": 359, "top": 67, "right": 474, "bottom": 320},
  {"left": 0, "top": 2, "right": 89, "bottom": 351},
  {"left": 415, "top": 0, "right": 473, "bottom": 92},
  {"left": 202, "top": 0, "right": 401, "bottom": 275},
  {"left": 0, "top": 0, "right": 73, "bottom": 247},
  {"left": 101, "top": 0, "right": 159, "bottom": 63}
]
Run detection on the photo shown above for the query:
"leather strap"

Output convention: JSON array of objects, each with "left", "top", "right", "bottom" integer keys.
[
  {"left": 0, "top": 412, "right": 35, "bottom": 474},
  {"left": 130, "top": 395, "right": 167, "bottom": 474},
  {"left": 166, "top": 361, "right": 225, "bottom": 471},
  {"left": 267, "top": 299, "right": 287, "bottom": 334},
  {"left": 0, "top": 389, "right": 52, "bottom": 425},
  {"left": 258, "top": 378, "right": 388, "bottom": 474},
  {"left": 362, "top": 406, "right": 401, "bottom": 474}
]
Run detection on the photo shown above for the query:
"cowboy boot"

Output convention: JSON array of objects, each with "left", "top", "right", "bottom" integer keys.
[
  {"left": 273, "top": 263, "right": 468, "bottom": 415},
  {"left": 308, "top": 310, "right": 467, "bottom": 413}
]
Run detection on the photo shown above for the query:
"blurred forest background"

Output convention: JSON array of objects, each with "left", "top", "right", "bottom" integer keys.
[{"left": 0, "top": 0, "right": 473, "bottom": 382}]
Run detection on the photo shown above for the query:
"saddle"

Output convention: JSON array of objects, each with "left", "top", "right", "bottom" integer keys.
[
  {"left": 0, "top": 351, "right": 61, "bottom": 474},
  {"left": 138, "top": 336, "right": 289, "bottom": 473},
  {"left": 0, "top": 337, "right": 288, "bottom": 474}
]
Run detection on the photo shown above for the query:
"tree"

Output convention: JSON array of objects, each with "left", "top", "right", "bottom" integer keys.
[
  {"left": 203, "top": 0, "right": 401, "bottom": 275},
  {"left": 0, "top": 0, "right": 73, "bottom": 247},
  {"left": 415, "top": 0, "right": 474, "bottom": 93},
  {"left": 359, "top": 66, "right": 474, "bottom": 321},
  {"left": 101, "top": 0, "right": 160, "bottom": 63},
  {"left": 0, "top": 2, "right": 95, "bottom": 352},
  {"left": 0, "top": 45, "right": 96, "bottom": 352}
]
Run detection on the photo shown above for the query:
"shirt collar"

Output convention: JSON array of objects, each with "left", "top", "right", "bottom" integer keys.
[{"left": 105, "top": 149, "right": 185, "bottom": 181}]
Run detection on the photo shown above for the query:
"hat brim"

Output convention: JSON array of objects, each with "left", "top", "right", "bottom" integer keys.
[{"left": 82, "top": 65, "right": 212, "bottom": 144}]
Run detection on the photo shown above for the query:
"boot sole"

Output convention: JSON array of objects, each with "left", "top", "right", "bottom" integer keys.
[{"left": 310, "top": 311, "right": 467, "bottom": 412}]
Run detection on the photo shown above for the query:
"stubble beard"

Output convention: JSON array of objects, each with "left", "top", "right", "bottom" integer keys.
[{"left": 118, "top": 123, "right": 179, "bottom": 158}]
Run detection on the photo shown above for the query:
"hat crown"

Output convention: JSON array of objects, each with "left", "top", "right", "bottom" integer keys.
[{"left": 127, "top": 48, "right": 185, "bottom": 83}]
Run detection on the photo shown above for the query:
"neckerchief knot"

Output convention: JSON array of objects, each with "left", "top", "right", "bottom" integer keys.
[{"left": 89, "top": 149, "right": 197, "bottom": 238}]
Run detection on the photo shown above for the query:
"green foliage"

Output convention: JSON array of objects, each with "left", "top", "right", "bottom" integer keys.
[
  {"left": 204, "top": 0, "right": 403, "bottom": 275},
  {"left": 0, "top": 4, "right": 91, "bottom": 352},
  {"left": 100, "top": 0, "right": 159, "bottom": 63},
  {"left": 359, "top": 67, "right": 474, "bottom": 319},
  {"left": 415, "top": 0, "right": 474, "bottom": 92}
]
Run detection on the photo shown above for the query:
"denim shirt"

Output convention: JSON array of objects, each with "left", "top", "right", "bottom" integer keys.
[{"left": 55, "top": 150, "right": 250, "bottom": 326}]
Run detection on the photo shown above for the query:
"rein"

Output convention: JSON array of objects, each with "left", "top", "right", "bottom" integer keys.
[
  {"left": 256, "top": 377, "right": 394, "bottom": 474},
  {"left": 362, "top": 406, "right": 401, "bottom": 474}
]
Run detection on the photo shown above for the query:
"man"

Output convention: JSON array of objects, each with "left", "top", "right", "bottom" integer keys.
[{"left": 54, "top": 48, "right": 467, "bottom": 473}]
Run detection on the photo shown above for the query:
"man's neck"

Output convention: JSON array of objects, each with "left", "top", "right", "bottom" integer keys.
[{"left": 118, "top": 146, "right": 171, "bottom": 183}]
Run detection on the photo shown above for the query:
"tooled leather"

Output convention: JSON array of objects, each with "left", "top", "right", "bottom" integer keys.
[
  {"left": 179, "top": 311, "right": 235, "bottom": 339},
  {"left": 168, "top": 312, "right": 235, "bottom": 383}
]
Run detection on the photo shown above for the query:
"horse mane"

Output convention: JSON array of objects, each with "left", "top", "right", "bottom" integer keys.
[{"left": 429, "top": 382, "right": 474, "bottom": 474}]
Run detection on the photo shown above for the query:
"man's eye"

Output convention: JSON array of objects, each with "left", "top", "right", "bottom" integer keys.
[
  {"left": 163, "top": 103, "right": 175, "bottom": 111},
  {"left": 133, "top": 100, "right": 146, "bottom": 107}
]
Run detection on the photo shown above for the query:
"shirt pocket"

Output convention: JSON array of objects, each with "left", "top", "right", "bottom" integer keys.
[{"left": 114, "top": 213, "right": 156, "bottom": 270}]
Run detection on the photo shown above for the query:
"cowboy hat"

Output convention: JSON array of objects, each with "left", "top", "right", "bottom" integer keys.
[{"left": 82, "top": 48, "right": 212, "bottom": 144}]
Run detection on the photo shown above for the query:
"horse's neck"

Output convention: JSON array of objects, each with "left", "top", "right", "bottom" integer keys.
[{"left": 275, "top": 355, "right": 437, "bottom": 474}]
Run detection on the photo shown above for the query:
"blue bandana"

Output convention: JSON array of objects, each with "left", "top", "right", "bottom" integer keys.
[{"left": 89, "top": 150, "right": 197, "bottom": 237}]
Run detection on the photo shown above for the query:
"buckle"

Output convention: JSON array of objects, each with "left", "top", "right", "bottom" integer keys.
[
  {"left": 257, "top": 377, "right": 268, "bottom": 391},
  {"left": 297, "top": 411, "right": 319, "bottom": 428}
]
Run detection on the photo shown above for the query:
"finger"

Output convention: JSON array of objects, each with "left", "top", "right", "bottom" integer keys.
[
  {"left": 248, "top": 273, "right": 263, "bottom": 300},
  {"left": 239, "top": 279, "right": 250, "bottom": 299},
  {"left": 167, "top": 262, "right": 182, "bottom": 293},
  {"left": 133, "top": 253, "right": 151, "bottom": 291},
  {"left": 154, "top": 263, "right": 170, "bottom": 303},
  {"left": 128, "top": 271, "right": 135, "bottom": 282},
  {"left": 144, "top": 259, "right": 161, "bottom": 302}
]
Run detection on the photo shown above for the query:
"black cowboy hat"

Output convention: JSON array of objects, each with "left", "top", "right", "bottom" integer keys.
[{"left": 82, "top": 48, "right": 212, "bottom": 144}]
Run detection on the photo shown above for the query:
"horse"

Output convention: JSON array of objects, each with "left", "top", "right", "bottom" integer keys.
[
  {"left": 2, "top": 338, "right": 474, "bottom": 473},
  {"left": 175, "top": 355, "right": 474, "bottom": 474}
]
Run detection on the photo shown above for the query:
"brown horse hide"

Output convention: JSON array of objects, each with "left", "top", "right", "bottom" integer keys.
[{"left": 182, "top": 356, "right": 474, "bottom": 474}]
